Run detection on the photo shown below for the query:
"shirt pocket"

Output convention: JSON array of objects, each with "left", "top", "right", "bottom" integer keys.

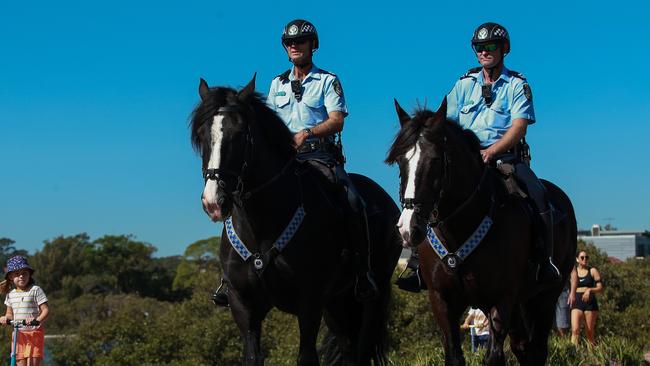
[
  {"left": 275, "top": 95, "right": 290, "bottom": 109},
  {"left": 487, "top": 103, "right": 510, "bottom": 128},
  {"left": 302, "top": 95, "right": 324, "bottom": 110}
]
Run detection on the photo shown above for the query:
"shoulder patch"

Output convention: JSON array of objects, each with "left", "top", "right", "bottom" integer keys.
[
  {"left": 333, "top": 78, "right": 343, "bottom": 97},
  {"left": 460, "top": 67, "right": 481, "bottom": 80},
  {"left": 523, "top": 84, "right": 533, "bottom": 101},
  {"left": 277, "top": 69, "right": 291, "bottom": 82},
  {"left": 508, "top": 70, "right": 527, "bottom": 81}
]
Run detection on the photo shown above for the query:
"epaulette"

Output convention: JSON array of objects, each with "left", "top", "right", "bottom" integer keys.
[
  {"left": 460, "top": 67, "right": 481, "bottom": 80},
  {"left": 508, "top": 70, "right": 527, "bottom": 81},
  {"left": 277, "top": 69, "right": 291, "bottom": 82},
  {"left": 317, "top": 68, "right": 336, "bottom": 77}
]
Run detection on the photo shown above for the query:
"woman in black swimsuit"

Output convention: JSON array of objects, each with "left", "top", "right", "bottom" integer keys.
[{"left": 569, "top": 250, "right": 603, "bottom": 345}]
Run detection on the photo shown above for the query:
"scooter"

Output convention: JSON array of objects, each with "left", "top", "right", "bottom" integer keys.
[{"left": 8, "top": 319, "right": 40, "bottom": 366}]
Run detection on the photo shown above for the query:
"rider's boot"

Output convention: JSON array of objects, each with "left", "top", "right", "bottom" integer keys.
[
  {"left": 536, "top": 210, "right": 562, "bottom": 284},
  {"left": 212, "top": 278, "right": 230, "bottom": 307},
  {"left": 395, "top": 249, "right": 427, "bottom": 293}
]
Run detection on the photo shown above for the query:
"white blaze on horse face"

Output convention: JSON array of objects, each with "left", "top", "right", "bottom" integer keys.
[
  {"left": 397, "top": 143, "right": 421, "bottom": 247},
  {"left": 203, "top": 115, "right": 225, "bottom": 206}
]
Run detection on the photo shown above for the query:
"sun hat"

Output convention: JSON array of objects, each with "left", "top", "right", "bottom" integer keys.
[{"left": 5, "top": 256, "right": 34, "bottom": 279}]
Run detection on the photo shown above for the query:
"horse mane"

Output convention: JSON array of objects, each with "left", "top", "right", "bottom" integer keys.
[
  {"left": 189, "top": 86, "right": 295, "bottom": 159},
  {"left": 385, "top": 108, "right": 482, "bottom": 164}
]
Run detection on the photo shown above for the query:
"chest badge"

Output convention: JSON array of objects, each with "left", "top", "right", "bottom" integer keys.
[{"left": 275, "top": 91, "right": 286, "bottom": 96}]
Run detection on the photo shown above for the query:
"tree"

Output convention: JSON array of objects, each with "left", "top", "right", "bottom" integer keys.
[
  {"left": 172, "top": 237, "right": 220, "bottom": 292},
  {"left": 29, "top": 234, "right": 95, "bottom": 297},
  {"left": 0, "top": 237, "right": 28, "bottom": 270}
]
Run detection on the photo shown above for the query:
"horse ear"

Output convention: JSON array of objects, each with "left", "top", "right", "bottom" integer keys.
[
  {"left": 238, "top": 72, "right": 257, "bottom": 101},
  {"left": 199, "top": 78, "right": 210, "bottom": 101},
  {"left": 394, "top": 99, "right": 410, "bottom": 127},
  {"left": 436, "top": 96, "right": 448, "bottom": 117}
]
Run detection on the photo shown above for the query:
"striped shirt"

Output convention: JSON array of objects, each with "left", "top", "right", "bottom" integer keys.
[{"left": 4, "top": 285, "right": 48, "bottom": 331}]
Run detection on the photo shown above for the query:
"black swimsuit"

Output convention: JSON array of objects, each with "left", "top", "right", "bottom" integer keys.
[{"left": 572, "top": 266, "right": 599, "bottom": 311}]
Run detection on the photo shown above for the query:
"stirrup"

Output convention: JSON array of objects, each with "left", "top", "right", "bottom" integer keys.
[
  {"left": 212, "top": 279, "right": 230, "bottom": 307},
  {"left": 536, "top": 258, "right": 561, "bottom": 284},
  {"left": 395, "top": 267, "right": 426, "bottom": 293}
]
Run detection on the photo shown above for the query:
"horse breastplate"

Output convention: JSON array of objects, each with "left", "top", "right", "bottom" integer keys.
[
  {"left": 426, "top": 215, "right": 493, "bottom": 269},
  {"left": 225, "top": 206, "right": 306, "bottom": 269}
]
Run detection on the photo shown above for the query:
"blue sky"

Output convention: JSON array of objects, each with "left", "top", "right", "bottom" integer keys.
[{"left": 2, "top": 0, "right": 648, "bottom": 257}]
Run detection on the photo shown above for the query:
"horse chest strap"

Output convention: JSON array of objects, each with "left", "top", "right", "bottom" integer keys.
[
  {"left": 426, "top": 216, "right": 493, "bottom": 269},
  {"left": 224, "top": 206, "right": 307, "bottom": 263}
]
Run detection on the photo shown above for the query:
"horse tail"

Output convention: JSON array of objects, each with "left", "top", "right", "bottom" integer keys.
[
  {"left": 320, "top": 330, "right": 347, "bottom": 366},
  {"left": 320, "top": 293, "right": 392, "bottom": 366},
  {"left": 541, "top": 179, "right": 578, "bottom": 275},
  {"left": 319, "top": 173, "right": 400, "bottom": 365}
]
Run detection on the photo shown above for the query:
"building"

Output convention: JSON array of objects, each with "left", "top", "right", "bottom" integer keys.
[{"left": 578, "top": 225, "right": 650, "bottom": 260}]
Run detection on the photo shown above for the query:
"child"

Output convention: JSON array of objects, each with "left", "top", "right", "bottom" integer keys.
[
  {"left": 0, "top": 256, "right": 49, "bottom": 366},
  {"left": 461, "top": 307, "right": 490, "bottom": 352}
]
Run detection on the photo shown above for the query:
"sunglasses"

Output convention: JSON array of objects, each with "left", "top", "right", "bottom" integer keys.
[
  {"left": 474, "top": 43, "right": 499, "bottom": 53},
  {"left": 579, "top": 255, "right": 589, "bottom": 260},
  {"left": 283, "top": 38, "right": 309, "bottom": 47}
]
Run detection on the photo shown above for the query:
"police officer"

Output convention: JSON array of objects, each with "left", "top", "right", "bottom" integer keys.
[
  {"left": 212, "top": 19, "right": 378, "bottom": 307},
  {"left": 397, "top": 22, "right": 561, "bottom": 292}
]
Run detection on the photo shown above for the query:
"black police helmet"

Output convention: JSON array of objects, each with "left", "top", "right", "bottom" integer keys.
[
  {"left": 471, "top": 22, "right": 510, "bottom": 54},
  {"left": 281, "top": 19, "right": 319, "bottom": 50}
]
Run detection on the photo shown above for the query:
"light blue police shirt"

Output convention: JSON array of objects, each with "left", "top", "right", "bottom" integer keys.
[
  {"left": 267, "top": 65, "right": 348, "bottom": 133},
  {"left": 446, "top": 66, "right": 535, "bottom": 147}
]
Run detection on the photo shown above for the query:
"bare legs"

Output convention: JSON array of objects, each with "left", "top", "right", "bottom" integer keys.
[{"left": 571, "top": 308, "right": 598, "bottom": 346}]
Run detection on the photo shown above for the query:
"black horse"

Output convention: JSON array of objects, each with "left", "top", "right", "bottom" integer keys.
[
  {"left": 190, "top": 75, "right": 402, "bottom": 365},
  {"left": 386, "top": 99, "right": 577, "bottom": 366}
]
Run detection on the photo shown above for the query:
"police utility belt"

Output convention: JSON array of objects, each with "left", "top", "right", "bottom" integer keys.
[{"left": 297, "top": 137, "right": 337, "bottom": 154}]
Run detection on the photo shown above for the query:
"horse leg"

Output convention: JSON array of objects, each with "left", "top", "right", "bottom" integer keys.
[
  {"left": 507, "top": 305, "right": 529, "bottom": 365},
  {"left": 483, "top": 303, "right": 513, "bottom": 366},
  {"left": 428, "top": 290, "right": 466, "bottom": 366},
  {"left": 297, "top": 307, "right": 323, "bottom": 366},
  {"left": 229, "top": 293, "right": 271, "bottom": 366},
  {"left": 525, "top": 294, "right": 557, "bottom": 365}
]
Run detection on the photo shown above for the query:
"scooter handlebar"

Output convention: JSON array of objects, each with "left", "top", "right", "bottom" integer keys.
[{"left": 8, "top": 319, "right": 40, "bottom": 327}]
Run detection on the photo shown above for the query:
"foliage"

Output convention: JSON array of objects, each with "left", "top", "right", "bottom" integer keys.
[
  {"left": 0, "top": 237, "right": 28, "bottom": 271},
  {"left": 0, "top": 234, "right": 647, "bottom": 364},
  {"left": 172, "top": 237, "right": 220, "bottom": 292},
  {"left": 28, "top": 234, "right": 185, "bottom": 302},
  {"left": 386, "top": 336, "right": 645, "bottom": 365}
]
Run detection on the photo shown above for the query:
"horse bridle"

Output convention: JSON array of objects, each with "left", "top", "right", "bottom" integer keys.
[
  {"left": 400, "top": 137, "right": 451, "bottom": 225},
  {"left": 400, "top": 139, "right": 490, "bottom": 228},
  {"left": 203, "top": 105, "right": 295, "bottom": 206},
  {"left": 202, "top": 106, "right": 253, "bottom": 206}
]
